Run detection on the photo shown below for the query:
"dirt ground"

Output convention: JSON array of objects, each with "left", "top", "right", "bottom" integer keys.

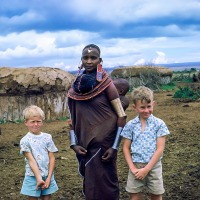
[{"left": 0, "top": 91, "right": 200, "bottom": 200}]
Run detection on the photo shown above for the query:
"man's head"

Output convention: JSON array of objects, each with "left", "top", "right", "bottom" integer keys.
[
  {"left": 82, "top": 44, "right": 101, "bottom": 57},
  {"left": 113, "top": 78, "right": 130, "bottom": 96},
  {"left": 81, "top": 44, "right": 102, "bottom": 73}
]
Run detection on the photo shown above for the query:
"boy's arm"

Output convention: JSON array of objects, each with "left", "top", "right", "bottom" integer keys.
[
  {"left": 24, "top": 152, "right": 45, "bottom": 189},
  {"left": 145, "top": 136, "right": 166, "bottom": 172},
  {"left": 44, "top": 152, "right": 55, "bottom": 188},
  {"left": 133, "top": 136, "right": 166, "bottom": 180},
  {"left": 123, "top": 138, "right": 138, "bottom": 174}
]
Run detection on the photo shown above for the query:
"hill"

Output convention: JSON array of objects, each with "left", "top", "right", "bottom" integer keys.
[{"left": 68, "top": 61, "right": 200, "bottom": 75}]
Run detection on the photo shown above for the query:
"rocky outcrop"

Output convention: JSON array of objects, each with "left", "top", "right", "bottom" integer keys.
[
  {"left": 0, "top": 67, "right": 75, "bottom": 121},
  {"left": 111, "top": 66, "right": 173, "bottom": 88}
]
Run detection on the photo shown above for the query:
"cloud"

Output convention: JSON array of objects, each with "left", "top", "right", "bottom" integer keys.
[
  {"left": 153, "top": 51, "right": 168, "bottom": 64},
  {"left": 0, "top": 0, "right": 200, "bottom": 70}
]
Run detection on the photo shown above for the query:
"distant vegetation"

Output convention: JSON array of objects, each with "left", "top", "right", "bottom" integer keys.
[
  {"left": 126, "top": 67, "right": 200, "bottom": 101},
  {"left": 169, "top": 68, "right": 200, "bottom": 101},
  {"left": 172, "top": 68, "right": 198, "bottom": 82},
  {"left": 173, "top": 86, "right": 200, "bottom": 101}
]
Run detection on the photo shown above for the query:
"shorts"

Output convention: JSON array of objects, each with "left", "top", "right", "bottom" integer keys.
[
  {"left": 126, "top": 160, "right": 165, "bottom": 195},
  {"left": 20, "top": 174, "right": 58, "bottom": 197}
]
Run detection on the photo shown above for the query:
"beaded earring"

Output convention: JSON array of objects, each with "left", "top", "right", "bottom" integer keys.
[{"left": 96, "top": 59, "right": 103, "bottom": 82}]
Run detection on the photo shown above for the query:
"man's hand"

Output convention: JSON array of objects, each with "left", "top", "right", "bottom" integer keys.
[
  {"left": 101, "top": 148, "right": 117, "bottom": 162},
  {"left": 71, "top": 145, "right": 87, "bottom": 156}
]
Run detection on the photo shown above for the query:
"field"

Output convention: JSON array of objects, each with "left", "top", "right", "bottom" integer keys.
[{"left": 0, "top": 90, "right": 200, "bottom": 200}]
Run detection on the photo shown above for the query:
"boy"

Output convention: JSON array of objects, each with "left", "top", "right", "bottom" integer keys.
[
  {"left": 121, "top": 86, "right": 170, "bottom": 200},
  {"left": 113, "top": 78, "right": 130, "bottom": 111},
  {"left": 20, "top": 105, "right": 58, "bottom": 200}
]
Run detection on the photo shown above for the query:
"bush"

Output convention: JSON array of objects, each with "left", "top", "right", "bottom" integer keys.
[
  {"left": 172, "top": 73, "right": 193, "bottom": 82},
  {"left": 161, "top": 82, "right": 176, "bottom": 91},
  {"left": 138, "top": 68, "right": 163, "bottom": 90}
]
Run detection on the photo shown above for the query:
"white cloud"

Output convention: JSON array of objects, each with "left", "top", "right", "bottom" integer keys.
[
  {"left": 153, "top": 51, "right": 168, "bottom": 64},
  {"left": 0, "top": 0, "right": 200, "bottom": 70},
  {"left": 134, "top": 59, "right": 146, "bottom": 65}
]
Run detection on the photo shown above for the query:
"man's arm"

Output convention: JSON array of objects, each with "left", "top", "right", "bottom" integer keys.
[
  {"left": 67, "top": 106, "right": 87, "bottom": 156},
  {"left": 102, "top": 83, "right": 127, "bottom": 161}
]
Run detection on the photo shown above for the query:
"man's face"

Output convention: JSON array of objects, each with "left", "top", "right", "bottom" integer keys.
[{"left": 81, "top": 47, "right": 100, "bottom": 73}]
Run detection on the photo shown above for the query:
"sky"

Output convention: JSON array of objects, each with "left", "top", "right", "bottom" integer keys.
[{"left": 0, "top": 0, "right": 200, "bottom": 71}]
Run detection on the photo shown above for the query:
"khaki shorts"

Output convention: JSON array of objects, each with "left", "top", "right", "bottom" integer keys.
[{"left": 126, "top": 160, "right": 165, "bottom": 195}]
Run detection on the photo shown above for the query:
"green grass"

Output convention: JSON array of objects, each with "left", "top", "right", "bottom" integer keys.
[{"left": 161, "top": 82, "right": 176, "bottom": 91}]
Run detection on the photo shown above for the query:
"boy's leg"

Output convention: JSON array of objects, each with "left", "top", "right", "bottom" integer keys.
[
  {"left": 21, "top": 176, "right": 41, "bottom": 198},
  {"left": 130, "top": 192, "right": 142, "bottom": 200},
  {"left": 146, "top": 161, "right": 164, "bottom": 197},
  {"left": 126, "top": 167, "right": 144, "bottom": 200},
  {"left": 41, "top": 194, "right": 52, "bottom": 200},
  {"left": 150, "top": 194, "right": 162, "bottom": 200},
  {"left": 28, "top": 197, "right": 38, "bottom": 200}
]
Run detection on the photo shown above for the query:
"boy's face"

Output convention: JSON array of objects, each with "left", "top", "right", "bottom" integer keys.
[
  {"left": 24, "top": 116, "right": 43, "bottom": 134},
  {"left": 133, "top": 99, "right": 154, "bottom": 120},
  {"left": 113, "top": 82, "right": 124, "bottom": 96}
]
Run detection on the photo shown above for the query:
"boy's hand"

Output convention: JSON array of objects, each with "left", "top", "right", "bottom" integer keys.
[
  {"left": 36, "top": 179, "right": 45, "bottom": 190},
  {"left": 131, "top": 168, "right": 139, "bottom": 175},
  {"left": 134, "top": 168, "right": 149, "bottom": 180},
  {"left": 44, "top": 177, "right": 51, "bottom": 189}
]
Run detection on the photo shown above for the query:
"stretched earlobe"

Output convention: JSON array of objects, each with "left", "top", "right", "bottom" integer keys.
[{"left": 96, "top": 63, "right": 103, "bottom": 82}]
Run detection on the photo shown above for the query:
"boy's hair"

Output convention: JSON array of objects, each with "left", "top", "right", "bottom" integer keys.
[
  {"left": 113, "top": 78, "right": 130, "bottom": 96},
  {"left": 131, "top": 86, "right": 153, "bottom": 104},
  {"left": 23, "top": 105, "right": 45, "bottom": 120}
]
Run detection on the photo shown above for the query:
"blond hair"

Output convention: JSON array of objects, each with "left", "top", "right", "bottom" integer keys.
[
  {"left": 23, "top": 105, "right": 45, "bottom": 120},
  {"left": 131, "top": 86, "right": 153, "bottom": 104}
]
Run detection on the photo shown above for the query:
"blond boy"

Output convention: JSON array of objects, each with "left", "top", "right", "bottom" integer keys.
[
  {"left": 121, "top": 86, "right": 170, "bottom": 200},
  {"left": 20, "top": 105, "right": 58, "bottom": 200}
]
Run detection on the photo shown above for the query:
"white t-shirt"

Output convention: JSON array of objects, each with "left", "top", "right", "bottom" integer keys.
[{"left": 20, "top": 132, "right": 58, "bottom": 176}]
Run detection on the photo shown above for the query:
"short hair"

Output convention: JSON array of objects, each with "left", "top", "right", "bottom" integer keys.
[
  {"left": 23, "top": 105, "right": 45, "bottom": 120},
  {"left": 131, "top": 86, "right": 153, "bottom": 104},
  {"left": 82, "top": 44, "right": 101, "bottom": 55},
  {"left": 113, "top": 78, "right": 130, "bottom": 96}
]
